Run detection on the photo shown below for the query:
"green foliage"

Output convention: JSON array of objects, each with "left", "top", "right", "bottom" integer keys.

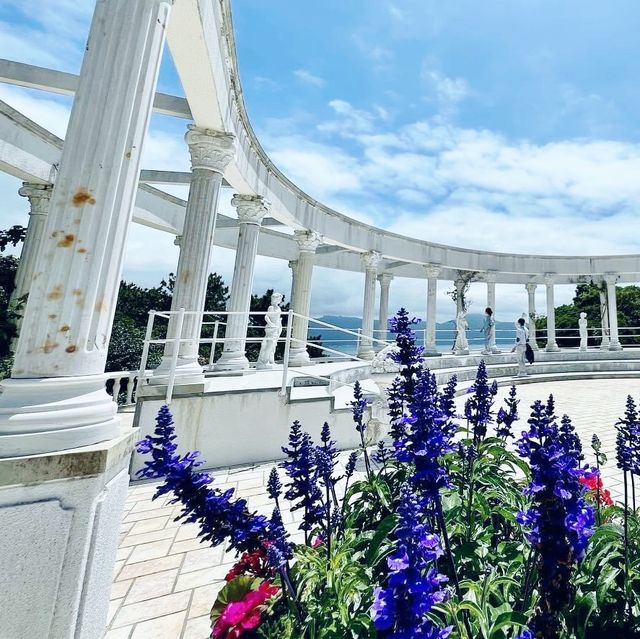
[
  {"left": 566, "top": 507, "right": 640, "bottom": 637},
  {"left": 288, "top": 531, "right": 376, "bottom": 639},
  {"left": 540, "top": 282, "right": 640, "bottom": 348},
  {"left": 107, "top": 272, "right": 229, "bottom": 371},
  {"left": 0, "top": 226, "right": 25, "bottom": 370}
]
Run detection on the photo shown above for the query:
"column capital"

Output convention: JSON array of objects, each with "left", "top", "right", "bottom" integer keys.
[
  {"left": 525, "top": 281, "right": 538, "bottom": 293},
  {"left": 362, "top": 251, "right": 381, "bottom": 271},
  {"left": 603, "top": 273, "right": 619, "bottom": 286},
  {"left": 18, "top": 182, "right": 53, "bottom": 216},
  {"left": 378, "top": 273, "right": 394, "bottom": 287},
  {"left": 185, "top": 125, "right": 235, "bottom": 173},
  {"left": 294, "top": 230, "right": 322, "bottom": 254},
  {"left": 544, "top": 273, "right": 556, "bottom": 285},
  {"left": 424, "top": 264, "right": 441, "bottom": 279},
  {"left": 483, "top": 270, "right": 498, "bottom": 283},
  {"left": 231, "top": 194, "right": 268, "bottom": 225}
]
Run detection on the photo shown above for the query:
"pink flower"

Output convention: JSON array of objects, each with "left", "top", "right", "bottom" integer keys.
[
  {"left": 211, "top": 581, "right": 280, "bottom": 639},
  {"left": 311, "top": 536, "right": 324, "bottom": 549}
]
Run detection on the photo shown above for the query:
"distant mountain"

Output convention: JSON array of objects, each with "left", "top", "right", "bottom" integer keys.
[{"left": 310, "top": 314, "right": 518, "bottom": 355}]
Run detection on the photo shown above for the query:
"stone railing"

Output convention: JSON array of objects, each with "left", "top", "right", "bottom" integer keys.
[{"left": 105, "top": 371, "right": 148, "bottom": 407}]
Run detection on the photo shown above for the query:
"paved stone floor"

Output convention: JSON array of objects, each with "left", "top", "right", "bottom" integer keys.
[{"left": 106, "top": 378, "right": 640, "bottom": 638}]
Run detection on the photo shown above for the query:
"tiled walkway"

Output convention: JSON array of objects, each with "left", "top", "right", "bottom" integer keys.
[{"left": 106, "top": 378, "right": 640, "bottom": 638}]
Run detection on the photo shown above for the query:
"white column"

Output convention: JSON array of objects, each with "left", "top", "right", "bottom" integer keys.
[
  {"left": 545, "top": 274, "right": 560, "bottom": 352},
  {"left": 357, "top": 251, "right": 381, "bottom": 360},
  {"left": 289, "top": 231, "right": 321, "bottom": 366},
  {"left": 152, "top": 126, "right": 235, "bottom": 384},
  {"left": 0, "top": 1, "right": 173, "bottom": 637},
  {"left": 12, "top": 184, "right": 53, "bottom": 304},
  {"left": 599, "top": 286, "right": 610, "bottom": 350},
  {"left": 288, "top": 259, "right": 298, "bottom": 311},
  {"left": 215, "top": 195, "right": 268, "bottom": 370},
  {"left": 485, "top": 271, "right": 500, "bottom": 353},
  {"left": 1, "top": 0, "right": 174, "bottom": 455},
  {"left": 526, "top": 282, "right": 539, "bottom": 351},
  {"left": 424, "top": 264, "right": 440, "bottom": 355},
  {"left": 377, "top": 273, "right": 393, "bottom": 344},
  {"left": 604, "top": 274, "right": 622, "bottom": 351}
]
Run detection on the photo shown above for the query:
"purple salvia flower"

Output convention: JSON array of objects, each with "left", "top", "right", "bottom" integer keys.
[
  {"left": 136, "top": 406, "right": 269, "bottom": 555},
  {"left": 370, "top": 483, "right": 452, "bottom": 639},
  {"left": 516, "top": 400, "right": 595, "bottom": 638},
  {"left": 495, "top": 384, "right": 519, "bottom": 439}
]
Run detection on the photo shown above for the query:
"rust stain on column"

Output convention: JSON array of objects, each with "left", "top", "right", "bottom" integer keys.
[
  {"left": 72, "top": 188, "right": 96, "bottom": 207},
  {"left": 43, "top": 338, "right": 59, "bottom": 354},
  {"left": 47, "top": 286, "right": 63, "bottom": 300},
  {"left": 57, "top": 233, "right": 75, "bottom": 247}
]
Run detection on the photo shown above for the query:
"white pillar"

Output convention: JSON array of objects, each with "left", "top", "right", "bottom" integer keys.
[
  {"left": 357, "top": 252, "right": 381, "bottom": 360},
  {"left": 485, "top": 271, "right": 500, "bottom": 353},
  {"left": 152, "top": 126, "right": 235, "bottom": 384},
  {"left": 545, "top": 274, "right": 560, "bottom": 352},
  {"left": 289, "top": 231, "right": 321, "bottom": 366},
  {"left": 1, "top": 0, "right": 174, "bottom": 455},
  {"left": 216, "top": 195, "right": 268, "bottom": 370},
  {"left": 377, "top": 273, "right": 393, "bottom": 344},
  {"left": 526, "top": 282, "right": 539, "bottom": 351},
  {"left": 604, "top": 274, "right": 622, "bottom": 351},
  {"left": 12, "top": 183, "right": 53, "bottom": 304},
  {"left": 424, "top": 264, "right": 440, "bottom": 355},
  {"left": 288, "top": 259, "right": 298, "bottom": 311},
  {"left": 0, "top": 1, "right": 173, "bottom": 637},
  {"left": 599, "top": 286, "right": 610, "bottom": 350}
]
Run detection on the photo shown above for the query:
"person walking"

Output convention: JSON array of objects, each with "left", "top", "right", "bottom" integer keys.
[
  {"left": 511, "top": 317, "right": 529, "bottom": 377},
  {"left": 481, "top": 307, "right": 496, "bottom": 354}
]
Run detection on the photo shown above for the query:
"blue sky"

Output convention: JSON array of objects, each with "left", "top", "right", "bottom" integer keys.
[{"left": 1, "top": 1, "right": 640, "bottom": 319}]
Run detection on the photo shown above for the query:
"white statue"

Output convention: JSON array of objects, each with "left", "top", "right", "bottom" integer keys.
[
  {"left": 257, "top": 292, "right": 283, "bottom": 369},
  {"left": 371, "top": 344, "right": 402, "bottom": 374},
  {"left": 579, "top": 312, "right": 588, "bottom": 352},
  {"left": 454, "top": 311, "right": 469, "bottom": 355}
]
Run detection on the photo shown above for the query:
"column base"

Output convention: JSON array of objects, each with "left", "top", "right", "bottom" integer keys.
[
  {"left": 214, "top": 350, "right": 250, "bottom": 371},
  {"left": 424, "top": 345, "right": 441, "bottom": 357},
  {"left": 0, "top": 375, "right": 120, "bottom": 458},
  {"left": 289, "top": 347, "right": 311, "bottom": 367},
  {"left": 545, "top": 343, "right": 560, "bottom": 352},
  {"left": 149, "top": 356, "right": 205, "bottom": 386},
  {"left": 0, "top": 424, "right": 135, "bottom": 638},
  {"left": 357, "top": 347, "right": 375, "bottom": 361},
  {"left": 454, "top": 349, "right": 470, "bottom": 356},
  {"left": 609, "top": 342, "right": 623, "bottom": 351}
]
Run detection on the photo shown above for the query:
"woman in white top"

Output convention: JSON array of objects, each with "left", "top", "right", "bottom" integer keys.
[{"left": 512, "top": 317, "right": 529, "bottom": 377}]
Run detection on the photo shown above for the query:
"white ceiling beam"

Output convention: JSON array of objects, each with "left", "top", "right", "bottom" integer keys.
[{"left": 0, "top": 58, "right": 191, "bottom": 119}]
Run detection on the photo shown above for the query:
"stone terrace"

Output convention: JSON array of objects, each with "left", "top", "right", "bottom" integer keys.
[{"left": 106, "top": 378, "right": 640, "bottom": 638}]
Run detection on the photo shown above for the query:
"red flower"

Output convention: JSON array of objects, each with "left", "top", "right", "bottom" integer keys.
[
  {"left": 579, "top": 475, "right": 614, "bottom": 506},
  {"left": 224, "top": 547, "right": 272, "bottom": 581},
  {"left": 212, "top": 581, "right": 280, "bottom": 639}
]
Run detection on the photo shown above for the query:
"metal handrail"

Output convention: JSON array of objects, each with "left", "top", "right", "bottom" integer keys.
[{"left": 136, "top": 308, "right": 640, "bottom": 404}]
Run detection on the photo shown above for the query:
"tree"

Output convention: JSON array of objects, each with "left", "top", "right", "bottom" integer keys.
[
  {"left": 539, "top": 283, "right": 640, "bottom": 348},
  {"left": 106, "top": 272, "right": 230, "bottom": 371},
  {"left": 0, "top": 225, "right": 26, "bottom": 373}
]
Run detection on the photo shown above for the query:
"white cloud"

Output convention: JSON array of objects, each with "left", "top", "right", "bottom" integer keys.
[
  {"left": 293, "top": 69, "right": 325, "bottom": 88},
  {"left": 422, "top": 68, "right": 469, "bottom": 106}
]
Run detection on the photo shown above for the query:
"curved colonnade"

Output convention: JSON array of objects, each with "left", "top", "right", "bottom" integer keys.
[{"left": 0, "top": 2, "right": 637, "bottom": 636}]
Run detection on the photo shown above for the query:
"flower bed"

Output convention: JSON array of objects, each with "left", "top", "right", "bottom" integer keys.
[{"left": 137, "top": 309, "right": 640, "bottom": 639}]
